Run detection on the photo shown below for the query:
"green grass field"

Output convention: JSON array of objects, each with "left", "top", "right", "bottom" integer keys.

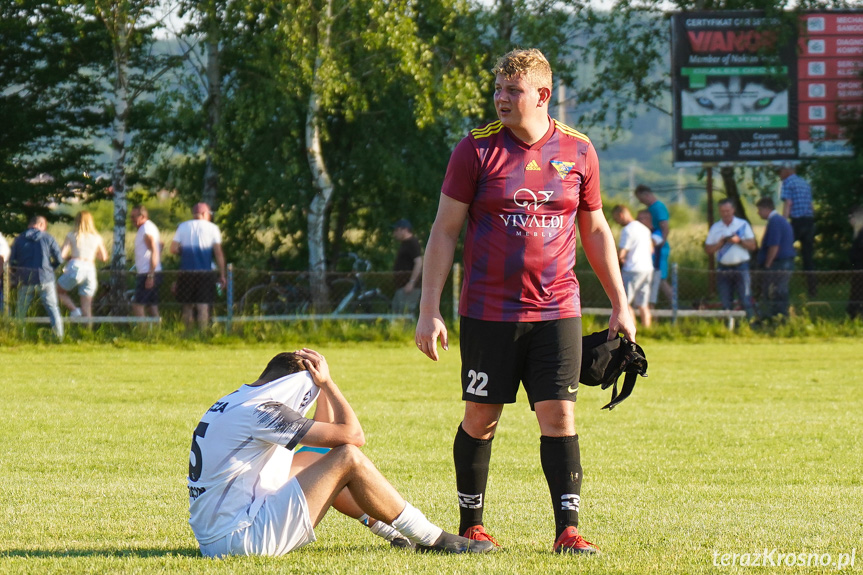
[{"left": 1, "top": 340, "right": 861, "bottom": 574}]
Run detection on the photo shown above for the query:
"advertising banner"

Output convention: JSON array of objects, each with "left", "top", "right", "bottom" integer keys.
[
  {"left": 672, "top": 10, "right": 863, "bottom": 165},
  {"left": 797, "top": 12, "right": 863, "bottom": 157},
  {"left": 672, "top": 11, "right": 798, "bottom": 165}
]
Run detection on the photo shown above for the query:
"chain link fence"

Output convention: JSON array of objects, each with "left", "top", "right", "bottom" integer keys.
[{"left": 3, "top": 261, "right": 861, "bottom": 330}]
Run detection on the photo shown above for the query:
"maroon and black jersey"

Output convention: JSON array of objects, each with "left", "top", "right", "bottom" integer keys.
[{"left": 442, "top": 118, "right": 602, "bottom": 322}]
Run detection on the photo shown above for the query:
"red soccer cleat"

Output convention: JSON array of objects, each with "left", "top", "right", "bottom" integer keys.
[
  {"left": 553, "top": 526, "right": 599, "bottom": 555},
  {"left": 461, "top": 524, "right": 501, "bottom": 547}
]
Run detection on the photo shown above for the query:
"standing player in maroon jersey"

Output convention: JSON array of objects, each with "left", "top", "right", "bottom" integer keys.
[{"left": 415, "top": 48, "right": 636, "bottom": 555}]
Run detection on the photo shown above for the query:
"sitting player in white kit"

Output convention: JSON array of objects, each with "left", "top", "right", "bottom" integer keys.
[{"left": 187, "top": 348, "right": 496, "bottom": 557}]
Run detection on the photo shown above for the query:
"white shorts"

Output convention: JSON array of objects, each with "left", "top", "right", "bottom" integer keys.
[
  {"left": 623, "top": 270, "right": 653, "bottom": 308},
  {"left": 199, "top": 477, "right": 316, "bottom": 558},
  {"left": 57, "top": 260, "right": 98, "bottom": 297}
]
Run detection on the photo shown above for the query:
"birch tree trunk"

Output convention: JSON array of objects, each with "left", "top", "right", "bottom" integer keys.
[
  {"left": 110, "top": 24, "right": 129, "bottom": 272},
  {"left": 201, "top": 3, "right": 220, "bottom": 208},
  {"left": 305, "top": 0, "right": 333, "bottom": 311}
]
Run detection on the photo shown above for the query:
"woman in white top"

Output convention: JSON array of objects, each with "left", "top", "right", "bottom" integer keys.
[{"left": 57, "top": 211, "right": 108, "bottom": 318}]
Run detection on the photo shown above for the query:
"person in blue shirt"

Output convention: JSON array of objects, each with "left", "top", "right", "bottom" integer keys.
[
  {"left": 9, "top": 215, "right": 64, "bottom": 339},
  {"left": 778, "top": 163, "right": 816, "bottom": 297},
  {"left": 756, "top": 197, "right": 796, "bottom": 320},
  {"left": 635, "top": 185, "right": 673, "bottom": 307}
]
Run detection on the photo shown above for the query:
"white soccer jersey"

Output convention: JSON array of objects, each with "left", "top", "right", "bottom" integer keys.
[{"left": 188, "top": 372, "right": 320, "bottom": 545}]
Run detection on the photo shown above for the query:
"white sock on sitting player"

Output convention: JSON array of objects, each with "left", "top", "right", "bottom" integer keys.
[
  {"left": 358, "top": 514, "right": 401, "bottom": 542},
  {"left": 390, "top": 502, "right": 443, "bottom": 545}
]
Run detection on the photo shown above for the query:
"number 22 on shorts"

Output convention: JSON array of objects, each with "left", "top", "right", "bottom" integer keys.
[{"left": 466, "top": 370, "right": 489, "bottom": 397}]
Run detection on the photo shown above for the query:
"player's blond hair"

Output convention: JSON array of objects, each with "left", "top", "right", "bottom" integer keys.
[{"left": 492, "top": 49, "right": 552, "bottom": 90}]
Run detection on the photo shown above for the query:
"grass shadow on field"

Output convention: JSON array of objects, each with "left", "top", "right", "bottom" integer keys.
[{"left": 0, "top": 547, "right": 200, "bottom": 559}]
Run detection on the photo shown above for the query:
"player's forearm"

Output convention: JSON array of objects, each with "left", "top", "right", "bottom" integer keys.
[
  {"left": 419, "top": 231, "right": 457, "bottom": 314},
  {"left": 313, "top": 388, "right": 335, "bottom": 423},
  {"left": 319, "top": 382, "right": 364, "bottom": 446}
]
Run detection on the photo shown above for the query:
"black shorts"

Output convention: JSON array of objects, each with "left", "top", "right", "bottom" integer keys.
[
  {"left": 459, "top": 316, "right": 582, "bottom": 409},
  {"left": 134, "top": 273, "right": 162, "bottom": 305},
  {"left": 176, "top": 271, "right": 217, "bottom": 305}
]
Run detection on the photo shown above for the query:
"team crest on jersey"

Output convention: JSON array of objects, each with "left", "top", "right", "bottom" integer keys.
[
  {"left": 525, "top": 159, "right": 541, "bottom": 171},
  {"left": 550, "top": 160, "right": 575, "bottom": 179}
]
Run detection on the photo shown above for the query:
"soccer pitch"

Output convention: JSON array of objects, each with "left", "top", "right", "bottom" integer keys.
[{"left": 1, "top": 340, "right": 861, "bottom": 574}]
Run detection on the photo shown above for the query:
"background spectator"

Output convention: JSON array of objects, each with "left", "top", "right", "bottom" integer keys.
[
  {"left": 704, "top": 199, "right": 756, "bottom": 317},
  {"left": 778, "top": 163, "right": 817, "bottom": 297},
  {"left": 171, "top": 202, "right": 226, "bottom": 330},
  {"left": 391, "top": 219, "right": 422, "bottom": 314},
  {"left": 756, "top": 197, "right": 795, "bottom": 321},
  {"left": 0, "top": 231, "right": 8, "bottom": 312},
  {"left": 10, "top": 215, "right": 64, "bottom": 340},
  {"left": 131, "top": 205, "right": 162, "bottom": 319},
  {"left": 634, "top": 184, "right": 673, "bottom": 306},
  {"left": 848, "top": 205, "right": 863, "bottom": 319},
  {"left": 56, "top": 211, "right": 108, "bottom": 319},
  {"left": 613, "top": 205, "right": 654, "bottom": 327}
]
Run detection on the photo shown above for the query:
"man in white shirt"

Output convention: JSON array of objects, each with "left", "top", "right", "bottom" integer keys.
[
  {"left": 187, "top": 348, "right": 496, "bottom": 558},
  {"left": 171, "top": 203, "right": 226, "bottom": 330},
  {"left": 704, "top": 199, "right": 757, "bottom": 317},
  {"left": 613, "top": 205, "right": 654, "bottom": 327},
  {"left": 130, "top": 205, "right": 161, "bottom": 318},
  {"left": 0, "top": 232, "right": 9, "bottom": 313}
]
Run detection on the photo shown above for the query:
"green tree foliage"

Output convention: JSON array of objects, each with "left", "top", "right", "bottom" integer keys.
[
  {"left": 807, "top": 102, "right": 863, "bottom": 270},
  {"left": 84, "top": 0, "right": 187, "bottom": 269},
  {"left": 0, "top": 0, "right": 107, "bottom": 233},
  {"left": 146, "top": 0, "right": 486, "bottom": 273}
]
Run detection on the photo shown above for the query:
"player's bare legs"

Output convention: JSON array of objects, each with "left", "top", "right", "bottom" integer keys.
[
  {"left": 292, "top": 449, "right": 411, "bottom": 547},
  {"left": 461, "top": 402, "right": 503, "bottom": 439},
  {"left": 294, "top": 445, "right": 495, "bottom": 553},
  {"left": 534, "top": 399, "right": 575, "bottom": 437},
  {"left": 292, "top": 451, "right": 365, "bottom": 518},
  {"left": 294, "top": 444, "right": 404, "bottom": 527}
]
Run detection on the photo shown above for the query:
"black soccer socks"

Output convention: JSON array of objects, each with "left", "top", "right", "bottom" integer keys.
[
  {"left": 540, "top": 434, "right": 582, "bottom": 538},
  {"left": 453, "top": 424, "right": 494, "bottom": 534}
]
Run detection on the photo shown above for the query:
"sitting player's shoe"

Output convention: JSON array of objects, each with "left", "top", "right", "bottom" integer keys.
[
  {"left": 553, "top": 526, "right": 599, "bottom": 555},
  {"left": 415, "top": 531, "right": 497, "bottom": 554},
  {"left": 461, "top": 524, "right": 501, "bottom": 547},
  {"left": 390, "top": 535, "right": 415, "bottom": 549}
]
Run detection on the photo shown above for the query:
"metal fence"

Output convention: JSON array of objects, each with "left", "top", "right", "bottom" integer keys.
[
  {"left": 2, "top": 264, "right": 427, "bottom": 327},
  {"left": 3, "top": 261, "right": 861, "bottom": 330}
]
